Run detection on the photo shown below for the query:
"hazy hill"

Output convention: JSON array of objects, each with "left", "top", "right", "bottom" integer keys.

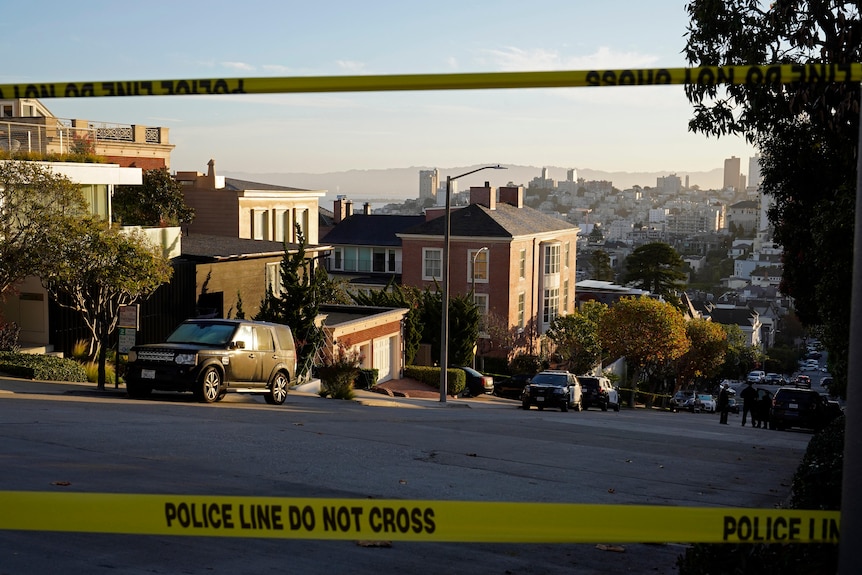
[{"left": 223, "top": 164, "right": 725, "bottom": 205}]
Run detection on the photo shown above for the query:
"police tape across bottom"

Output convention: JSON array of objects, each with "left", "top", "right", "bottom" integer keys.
[{"left": 0, "top": 491, "right": 839, "bottom": 544}]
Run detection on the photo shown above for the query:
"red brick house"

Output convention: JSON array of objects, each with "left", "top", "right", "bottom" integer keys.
[{"left": 397, "top": 183, "right": 580, "bottom": 359}]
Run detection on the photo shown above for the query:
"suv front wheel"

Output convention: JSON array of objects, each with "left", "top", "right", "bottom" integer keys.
[{"left": 197, "top": 366, "right": 223, "bottom": 403}]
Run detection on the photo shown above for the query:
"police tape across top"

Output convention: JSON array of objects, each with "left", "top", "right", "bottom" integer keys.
[
  {"left": 0, "top": 491, "right": 840, "bottom": 544},
  {"left": 0, "top": 63, "right": 860, "bottom": 100}
]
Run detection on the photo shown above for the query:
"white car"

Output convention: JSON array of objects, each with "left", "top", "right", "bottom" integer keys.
[
  {"left": 746, "top": 370, "right": 766, "bottom": 384},
  {"left": 695, "top": 393, "right": 716, "bottom": 413}
]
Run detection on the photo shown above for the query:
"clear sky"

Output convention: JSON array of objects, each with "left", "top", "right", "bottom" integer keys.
[{"left": 1, "top": 0, "right": 758, "bottom": 178}]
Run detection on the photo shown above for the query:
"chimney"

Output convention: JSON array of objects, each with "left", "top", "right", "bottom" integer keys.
[
  {"left": 345, "top": 200, "right": 353, "bottom": 218},
  {"left": 363, "top": 202, "right": 371, "bottom": 215},
  {"left": 499, "top": 185, "right": 524, "bottom": 208},
  {"left": 203, "top": 159, "right": 217, "bottom": 189},
  {"left": 333, "top": 195, "right": 348, "bottom": 224},
  {"left": 469, "top": 182, "right": 496, "bottom": 210}
]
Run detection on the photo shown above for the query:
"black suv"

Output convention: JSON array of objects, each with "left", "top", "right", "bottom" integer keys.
[
  {"left": 771, "top": 387, "right": 841, "bottom": 431},
  {"left": 125, "top": 319, "right": 296, "bottom": 404},
  {"left": 520, "top": 370, "right": 582, "bottom": 412},
  {"left": 578, "top": 376, "right": 620, "bottom": 411}
]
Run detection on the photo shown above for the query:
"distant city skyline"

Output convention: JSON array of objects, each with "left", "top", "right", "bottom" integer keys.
[{"left": 3, "top": 1, "right": 758, "bottom": 175}]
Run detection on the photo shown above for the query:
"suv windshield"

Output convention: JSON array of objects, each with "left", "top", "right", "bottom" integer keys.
[
  {"left": 530, "top": 373, "right": 569, "bottom": 387},
  {"left": 166, "top": 321, "right": 237, "bottom": 346}
]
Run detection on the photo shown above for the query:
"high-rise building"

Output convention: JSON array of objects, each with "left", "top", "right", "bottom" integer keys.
[
  {"left": 723, "top": 156, "right": 741, "bottom": 191},
  {"left": 419, "top": 169, "right": 439, "bottom": 201},
  {"left": 748, "top": 153, "right": 762, "bottom": 190},
  {"left": 567, "top": 168, "right": 577, "bottom": 182}
]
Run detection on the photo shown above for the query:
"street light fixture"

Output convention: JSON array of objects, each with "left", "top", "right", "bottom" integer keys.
[{"left": 439, "top": 165, "right": 506, "bottom": 403}]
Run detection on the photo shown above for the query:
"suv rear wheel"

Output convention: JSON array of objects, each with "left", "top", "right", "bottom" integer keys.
[
  {"left": 197, "top": 366, "right": 223, "bottom": 403},
  {"left": 266, "top": 372, "right": 289, "bottom": 405}
]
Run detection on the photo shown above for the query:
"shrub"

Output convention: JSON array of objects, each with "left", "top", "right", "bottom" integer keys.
[
  {"left": 82, "top": 361, "right": 115, "bottom": 384},
  {"left": 0, "top": 322, "right": 21, "bottom": 352},
  {"left": 318, "top": 344, "right": 361, "bottom": 400},
  {"left": 510, "top": 353, "right": 547, "bottom": 375},
  {"left": 403, "top": 365, "right": 466, "bottom": 395},
  {"left": 0, "top": 351, "right": 88, "bottom": 382},
  {"left": 354, "top": 368, "right": 378, "bottom": 390}
]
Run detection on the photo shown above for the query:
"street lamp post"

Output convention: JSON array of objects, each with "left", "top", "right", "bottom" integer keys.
[{"left": 439, "top": 166, "right": 505, "bottom": 403}]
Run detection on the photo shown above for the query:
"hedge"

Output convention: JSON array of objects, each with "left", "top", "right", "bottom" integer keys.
[
  {"left": 403, "top": 365, "right": 466, "bottom": 395},
  {"left": 0, "top": 351, "right": 88, "bottom": 383}
]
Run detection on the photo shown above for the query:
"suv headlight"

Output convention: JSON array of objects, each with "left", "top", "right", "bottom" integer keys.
[{"left": 174, "top": 353, "right": 197, "bottom": 365}]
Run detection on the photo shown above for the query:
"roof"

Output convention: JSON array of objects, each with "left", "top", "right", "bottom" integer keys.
[
  {"left": 398, "top": 202, "right": 577, "bottom": 238},
  {"left": 707, "top": 306, "right": 759, "bottom": 326},
  {"left": 223, "top": 177, "right": 310, "bottom": 192},
  {"left": 322, "top": 214, "right": 425, "bottom": 246},
  {"left": 729, "top": 200, "right": 759, "bottom": 209},
  {"left": 179, "top": 234, "right": 290, "bottom": 261}
]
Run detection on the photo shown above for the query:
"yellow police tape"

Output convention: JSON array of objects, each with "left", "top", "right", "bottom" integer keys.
[
  {"left": 0, "top": 63, "right": 860, "bottom": 100},
  {"left": 0, "top": 491, "right": 839, "bottom": 544}
]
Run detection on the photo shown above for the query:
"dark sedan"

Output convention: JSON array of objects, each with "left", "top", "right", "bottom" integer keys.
[
  {"left": 458, "top": 367, "right": 494, "bottom": 396},
  {"left": 493, "top": 373, "right": 531, "bottom": 399}
]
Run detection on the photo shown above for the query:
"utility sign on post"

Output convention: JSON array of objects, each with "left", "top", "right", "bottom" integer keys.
[
  {"left": 118, "top": 305, "right": 139, "bottom": 354},
  {"left": 116, "top": 305, "right": 140, "bottom": 389}
]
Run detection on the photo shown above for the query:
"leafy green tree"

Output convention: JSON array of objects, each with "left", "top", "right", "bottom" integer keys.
[
  {"left": 622, "top": 242, "right": 687, "bottom": 306},
  {"left": 416, "top": 288, "right": 481, "bottom": 367},
  {"left": 42, "top": 217, "right": 173, "bottom": 388},
  {"left": 674, "top": 318, "right": 728, "bottom": 390},
  {"left": 599, "top": 296, "right": 690, "bottom": 393},
  {"left": 590, "top": 250, "right": 615, "bottom": 282},
  {"left": 315, "top": 267, "right": 352, "bottom": 305},
  {"left": 0, "top": 161, "right": 88, "bottom": 296},
  {"left": 716, "top": 324, "right": 763, "bottom": 381},
  {"left": 546, "top": 301, "right": 608, "bottom": 375},
  {"left": 684, "top": 0, "right": 859, "bottom": 394},
  {"left": 113, "top": 168, "right": 194, "bottom": 226},
  {"left": 255, "top": 225, "right": 322, "bottom": 379},
  {"left": 351, "top": 281, "right": 423, "bottom": 365}
]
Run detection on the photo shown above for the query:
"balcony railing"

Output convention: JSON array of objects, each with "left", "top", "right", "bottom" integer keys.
[{"left": 0, "top": 117, "right": 168, "bottom": 156}]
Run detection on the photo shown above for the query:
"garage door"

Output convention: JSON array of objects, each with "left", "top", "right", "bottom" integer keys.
[{"left": 373, "top": 337, "right": 392, "bottom": 382}]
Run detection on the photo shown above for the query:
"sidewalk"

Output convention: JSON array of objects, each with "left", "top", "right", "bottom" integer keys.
[{"left": 0, "top": 373, "right": 506, "bottom": 409}]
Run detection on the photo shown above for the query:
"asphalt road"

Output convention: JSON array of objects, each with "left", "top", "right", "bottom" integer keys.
[{"left": 0, "top": 378, "right": 815, "bottom": 574}]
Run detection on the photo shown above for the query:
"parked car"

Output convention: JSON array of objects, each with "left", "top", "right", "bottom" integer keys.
[
  {"left": 771, "top": 387, "right": 841, "bottom": 431},
  {"left": 458, "top": 367, "right": 494, "bottom": 396},
  {"left": 746, "top": 370, "right": 766, "bottom": 384},
  {"left": 794, "top": 374, "right": 812, "bottom": 388},
  {"left": 493, "top": 373, "right": 531, "bottom": 399},
  {"left": 520, "top": 370, "right": 582, "bottom": 412},
  {"left": 694, "top": 393, "right": 716, "bottom": 413},
  {"left": 126, "top": 319, "right": 296, "bottom": 404},
  {"left": 727, "top": 397, "right": 740, "bottom": 414},
  {"left": 764, "top": 373, "right": 785, "bottom": 385},
  {"left": 578, "top": 376, "right": 620, "bottom": 411},
  {"left": 670, "top": 390, "right": 694, "bottom": 413}
]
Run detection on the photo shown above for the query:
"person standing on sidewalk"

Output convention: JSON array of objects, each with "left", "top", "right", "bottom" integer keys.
[
  {"left": 740, "top": 382, "right": 757, "bottom": 427},
  {"left": 717, "top": 383, "right": 731, "bottom": 424}
]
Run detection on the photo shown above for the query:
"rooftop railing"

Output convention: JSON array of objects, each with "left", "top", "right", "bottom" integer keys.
[{"left": 0, "top": 116, "right": 169, "bottom": 156}]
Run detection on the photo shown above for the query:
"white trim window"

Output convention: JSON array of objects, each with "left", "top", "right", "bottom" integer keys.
[
  {"left": 519, "top": 249, "right": 527, "bottom": 279},
  {"left": 468, "top": 249, "right": 489, "bottom": 284},
  {"left": 423, "top": 248, "right": 442, "bottom": 281},
  {"left": 543, "top": 287, "right": 560, "bottom": 324},
  {"left": 517, "top": 292, "right": 525, "bottom": 329},
  {"left": 331, "top": 248, "right": 343, "bottom": 271},
  {"left": 266, "top": 262, "right": 283, "bottom": 295},
  {"left": 473, "top": 293, "right": 489, "bottom": 315},
  {"left": 544, "top": 243, "right": 560, "bottom": 275}
]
